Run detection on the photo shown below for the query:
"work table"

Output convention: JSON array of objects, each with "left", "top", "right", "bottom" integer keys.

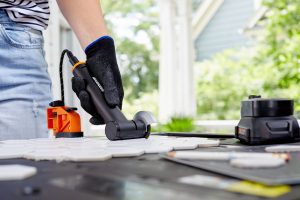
[{"left": 1, "top": 138, "right": 300, "bottom": 200}]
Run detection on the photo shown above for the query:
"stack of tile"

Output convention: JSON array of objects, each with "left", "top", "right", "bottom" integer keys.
[{"left": 0, "top": 136, "right": 219, "bottom": 162}]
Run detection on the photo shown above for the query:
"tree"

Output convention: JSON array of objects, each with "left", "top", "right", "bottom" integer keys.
[
  {"left": 257, "top": 0, "right": 300, "bottom": 111},
  {"left": 101, "top": 0, "right": 159, "bottom": 100},
  {"left": 196, "top": 0, "right": 300, "bottom": 119}
]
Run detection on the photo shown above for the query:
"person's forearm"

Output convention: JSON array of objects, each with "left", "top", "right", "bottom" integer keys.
[{"left": 56, "top": 0, "right": 109, "bottom": 49}]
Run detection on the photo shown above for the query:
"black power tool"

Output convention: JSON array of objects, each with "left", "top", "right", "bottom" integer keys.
[
  {"left": 235, "top": 95, "right": 300, "bottom": 145},
  {"left": 60, "top": 49, "right": 156, "bottom": 141}
]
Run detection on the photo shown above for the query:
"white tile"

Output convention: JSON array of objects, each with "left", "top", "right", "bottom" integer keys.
[
  {"left": 0, "top": 147, "right": 31, "bottom": 159},
  {"left": 197, "top": 139, "right": 220, "bottom": 147},
  {"left": 65, "top": 151, "right": 112, "bottom": 162},
  {"left": 163, "top": 138, "right": 200, "bottom": 150},
  {"left": 169, "top": 142, "right": 199, "bottom": 150},
  {"left": 24, "top": 149, "right": 67, "bottom": 162},
  {"left": 105, "top": 138, "right": 148, "bottom": 147},
  {"left": 142, "top": 146, "right": 173, "bottom": 153},
  {"left": 0, "top": 165, "right": 37, "bottom": 181},
  {"left": 104, "top": 147, "right": 145, "bottom": 157},
  {"left": 265, "top": 145, "right": 300, "bottom": 152},
  {"left": 0, "top": 136, "right": 220, "bottom": 162}
]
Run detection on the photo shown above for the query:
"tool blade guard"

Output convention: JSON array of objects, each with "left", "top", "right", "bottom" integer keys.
[{"left": 66, "top": 50, "right": 156, "bottom": 141}]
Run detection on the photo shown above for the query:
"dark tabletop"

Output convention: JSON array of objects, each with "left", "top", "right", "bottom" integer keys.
[{"left": 1, "top": 138, "right": 300, "bottom": 200}]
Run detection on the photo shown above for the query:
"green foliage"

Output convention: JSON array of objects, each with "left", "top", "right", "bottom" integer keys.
[
  {"left": 122, "top": 90, "right": 159, "bottom": 119},
  {"left": 196, "top": 48, "right": 264, "bottom": 119},
  {"left": 259, "top": 0, "right": 300, "bottom": 111},
  {"left": 118, "top": 38, "right": 159, "bottom": 101},
  {"left": 153, "top": 117, "right": 196, "bottom": 132},
  {"left": 196, "top": 0, "right": 300, "bottom": 119},
  {"left": 102, "top": 0, "right": 159, "bottom": 100}
]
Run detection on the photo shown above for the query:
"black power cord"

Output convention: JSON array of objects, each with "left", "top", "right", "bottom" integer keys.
[
  {"left": 59, "top": 49, "right": 70, "bottom": 104},
  {"left": 59, "top": 49, "right": 79, "bottom": 104}
]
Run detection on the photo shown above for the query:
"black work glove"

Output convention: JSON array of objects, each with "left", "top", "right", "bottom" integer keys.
[{"left": 72, "top": 36, "right": 124, "bottom": 125}]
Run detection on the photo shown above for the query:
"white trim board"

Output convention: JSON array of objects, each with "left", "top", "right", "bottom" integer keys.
[{"left": 192, "top": 0, "right": 224, "bottom": 40}]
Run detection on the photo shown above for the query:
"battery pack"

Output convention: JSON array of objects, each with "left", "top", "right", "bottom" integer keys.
[{"left": 235, "top": 96, "right": 300, "bottom": 145}]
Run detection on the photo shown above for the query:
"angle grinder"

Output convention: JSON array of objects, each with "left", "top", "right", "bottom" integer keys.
[{"left": 47, "top": 49, "right": 156, "bottom": 140}]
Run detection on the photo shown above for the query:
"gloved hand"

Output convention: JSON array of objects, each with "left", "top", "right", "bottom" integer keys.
[{"left": 72, "top": 36, "right": 124, "bottom": 125}]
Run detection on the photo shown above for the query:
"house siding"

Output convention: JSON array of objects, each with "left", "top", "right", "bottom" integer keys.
[{"left": 195, "top": 0, "right": 255, "bottom": 61}]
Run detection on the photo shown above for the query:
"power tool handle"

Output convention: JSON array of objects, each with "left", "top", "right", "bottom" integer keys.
[{"left": 72, "top": 64, "right": 127, "bottom": 122}]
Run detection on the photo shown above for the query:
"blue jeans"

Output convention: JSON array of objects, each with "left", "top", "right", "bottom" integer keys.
[{"left": 0, "top": 10, "right": 52, "bottom": 140}]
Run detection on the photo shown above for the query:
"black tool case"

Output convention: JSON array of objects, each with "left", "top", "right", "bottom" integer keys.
[{"left": 235, "top": 96, "right": 300, "bottom": 145}]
